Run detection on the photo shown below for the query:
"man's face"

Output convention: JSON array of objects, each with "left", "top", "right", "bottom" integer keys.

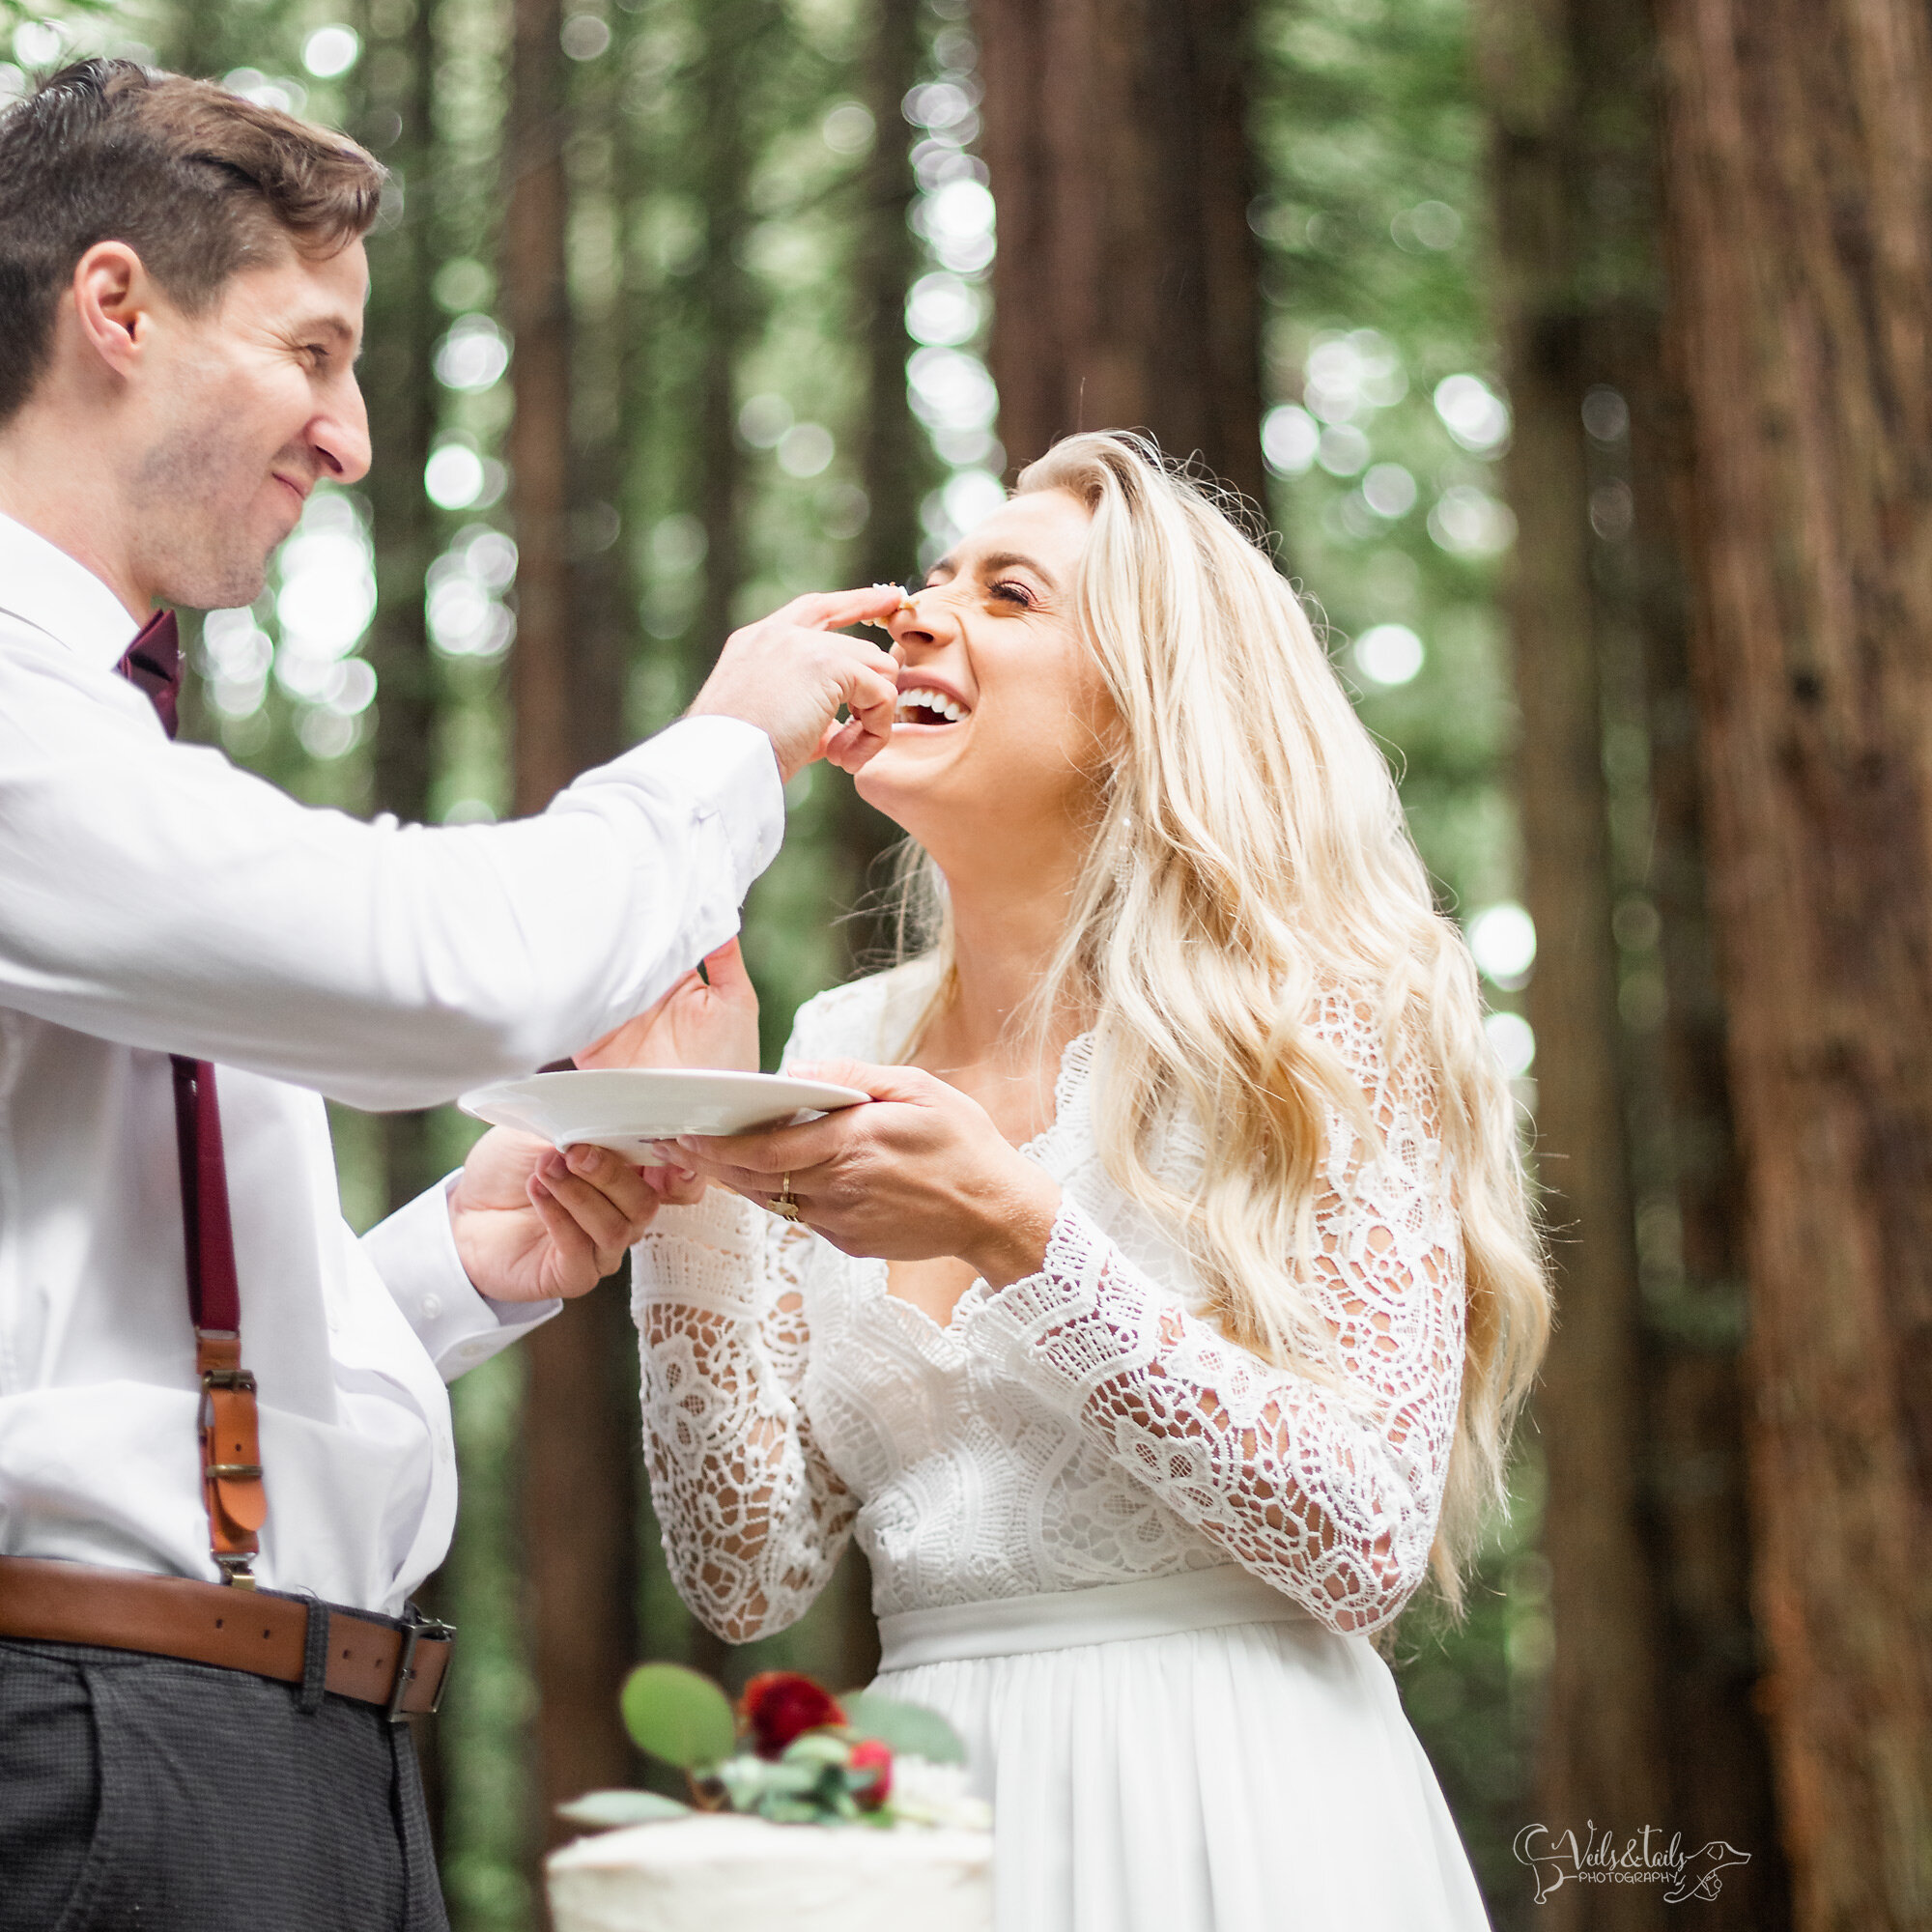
[{"left": 126, "top": 238, "right": 372, "bottom": 611}]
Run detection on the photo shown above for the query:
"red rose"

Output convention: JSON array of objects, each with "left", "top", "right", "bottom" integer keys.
[
  {"left": 738, "top": 1671, "right": 845, "bottom": 1759},
  {"left": 848, "top": 1738, "right": 893, "bottom": 1809}
]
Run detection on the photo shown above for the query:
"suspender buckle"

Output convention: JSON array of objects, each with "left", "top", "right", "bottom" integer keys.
[
  {"left": 213, "top": 1552, "right": 258, "bottom": 1590},
  {"left": 385, "top": 1609, "right": 457, "bottom": 1721}
]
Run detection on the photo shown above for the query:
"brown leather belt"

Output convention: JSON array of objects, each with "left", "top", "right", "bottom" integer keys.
[{"left": 0, "top": 1556, "right": 453, "bottom": 1719}]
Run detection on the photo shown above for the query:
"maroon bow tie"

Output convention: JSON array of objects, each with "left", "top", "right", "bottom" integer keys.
[{"left": 116, "top": 609, "right": 181, "bottom": 740}]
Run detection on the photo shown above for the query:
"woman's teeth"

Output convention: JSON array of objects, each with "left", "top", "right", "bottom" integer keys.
[{"left": 895, "top": 686, "right": 969, "bottom": 724}]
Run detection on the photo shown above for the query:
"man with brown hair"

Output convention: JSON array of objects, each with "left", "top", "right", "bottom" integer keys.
[{"left": 0, "top": 61, "right": 899, "bottom": 1931}]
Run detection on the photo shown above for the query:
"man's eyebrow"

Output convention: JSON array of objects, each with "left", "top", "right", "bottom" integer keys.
[{"left": 288, "top": 313, "right": 360, "bottom": 348}]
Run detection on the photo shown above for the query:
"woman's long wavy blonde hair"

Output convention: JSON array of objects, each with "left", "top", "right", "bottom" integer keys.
[{"left": 895, "top": 431, "right": 1550, "bottom": 1608}]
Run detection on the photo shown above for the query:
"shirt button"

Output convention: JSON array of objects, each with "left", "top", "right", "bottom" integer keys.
[{"left": 421, "top": 1293, "right": 443, "bottom": 1321}]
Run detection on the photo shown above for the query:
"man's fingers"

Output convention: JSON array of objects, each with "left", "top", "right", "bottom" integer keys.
[
  {"left": 820, "top": 717, "right": 870, "bottom": 773},
  {"left": 548, "top": 1151, "right": 655, "bottom": 1251},
  {"left": 780, "top": 584, "right": 907, "bottom": 633},
  {"left": 640, "top": 1162, "right": 707, "bottom": 1206},
  {"left": 805, "top": 646, "right": 897, "bottom": 768},
  {"left": 578, "top": 968, "right": 698, "bottom": 1065},
  {"left": 527, "top": 1176, "right": 598, "bottom": 1288},
  {"left": 844, "top": 668, "right": 899, "bottom": 740},
  {"left": 562, "top": 1144, "right": 663, "bottom": 1225}
]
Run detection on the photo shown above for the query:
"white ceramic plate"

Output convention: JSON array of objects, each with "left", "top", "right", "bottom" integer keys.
[{"left": 457, "top": 1067, "right": 869, "bottom": 1158}]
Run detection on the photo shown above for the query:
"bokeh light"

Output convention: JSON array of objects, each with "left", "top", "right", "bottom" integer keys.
[
  {"left": 300, "top": 25, "right": 360, "bottom": 79},
  {"left": 1468, "top": 902, "right": 1538, "bottom": 987},
  {"left": 1354, "top": 622, "right": 1425, "bottom": 687}
]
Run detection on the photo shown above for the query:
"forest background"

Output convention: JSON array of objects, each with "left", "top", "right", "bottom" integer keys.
[{"left": 3, "top": 0, "right": 1927, "bottom": 1928}]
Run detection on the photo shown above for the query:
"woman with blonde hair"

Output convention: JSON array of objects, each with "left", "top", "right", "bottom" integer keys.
[{"left": 584, "top": 431, "right": 1548, "bottom": 1929}]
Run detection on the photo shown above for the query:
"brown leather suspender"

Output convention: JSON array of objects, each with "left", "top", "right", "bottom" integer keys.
[
  {"left": 64, "top": 612, "right": 458, "bottom": 1705},
  {"left": 116, "top": 613, "right": 269, "bottom": 1589},
  {"left": 170, "top": 1055, "right": 268, "bottom": 1586}
]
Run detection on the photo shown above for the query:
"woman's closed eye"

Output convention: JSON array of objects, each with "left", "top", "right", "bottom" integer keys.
[{"left": 988, "top": 579, "right": 1037, "bottom": 610}]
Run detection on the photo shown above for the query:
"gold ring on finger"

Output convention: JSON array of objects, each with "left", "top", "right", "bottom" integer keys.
[{"left": 771, "top": 1173, "right": 802, "bottom": 1223}]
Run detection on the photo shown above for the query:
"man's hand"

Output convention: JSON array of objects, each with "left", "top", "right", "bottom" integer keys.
[
  {"left": 689, "top": 586, "right": 903, "bottom": 781},
  {"left": 577, "top": 937, "right": 760, "bottom": 1073},
  {"left": 449, "top": 1127, "right": 665, "bottom": 1302}
]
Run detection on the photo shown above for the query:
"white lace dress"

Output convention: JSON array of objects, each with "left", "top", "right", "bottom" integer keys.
[{"left": 631, "top": 966, "right": 1491, "bottom": 1932}]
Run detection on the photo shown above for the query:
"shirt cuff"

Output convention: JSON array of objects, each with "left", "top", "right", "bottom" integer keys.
[
  {"left": 360, "top": 1173, "right": 562, "bottom": 1383},
  {"left": 563, "top": 715, "right": 783, "bottom": 906}
]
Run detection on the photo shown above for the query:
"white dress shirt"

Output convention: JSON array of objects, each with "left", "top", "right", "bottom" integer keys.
[{"left": 0, "top": 510, "right": 783, "bottom": 1613}]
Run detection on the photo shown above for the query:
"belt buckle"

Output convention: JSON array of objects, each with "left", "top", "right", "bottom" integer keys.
[{"left": 385, "top": 1610, "right": 456, "bottom": 1722}]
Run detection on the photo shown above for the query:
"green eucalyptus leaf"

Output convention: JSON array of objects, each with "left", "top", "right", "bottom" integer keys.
[
  {"left": 620, "top": 1662, "right": 737, "bottom": 1771},
  {"left": 781, "top": 1731, "right": 854, "bottom": 1770},
  {"left": 761, "top": 1797, "right": 824, "bottom": 1825},
  {"left": 555, "top": 1789, "right": 693, "bottom": 1831},
  {"left": 840, "top": 1690, "right": 968, "bottom": 1766}
]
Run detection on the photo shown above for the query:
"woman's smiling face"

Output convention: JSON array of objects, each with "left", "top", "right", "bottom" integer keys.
[{"left": 856, "top": 489, "right": 1113, "bottom": 870}]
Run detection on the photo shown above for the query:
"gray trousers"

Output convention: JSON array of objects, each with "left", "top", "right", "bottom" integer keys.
[{"left": 0, "top": 1636, "right": 449, "bottom": 1932}]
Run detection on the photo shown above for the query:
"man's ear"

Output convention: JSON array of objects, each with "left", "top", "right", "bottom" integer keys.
[{"left": 70, "top": 241, "right": 161, "bottom": 384}]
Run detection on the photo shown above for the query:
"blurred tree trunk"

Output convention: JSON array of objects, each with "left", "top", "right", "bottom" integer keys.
[
  {"left": 353, "top": 0, "right": 451, "bottom": 1849},
  {"left": 569, "top": 37, "right": 634, "bottom": 780},
  {"left": 501, "top": 0, "right": 639, "bottom": 1882},
  {"left": 687, "top": 0, "right": 781, "bottom": 684},
  {"left": 1477, "top": 13, "right": 1667, "bottom": 1923},
  {"left": 505, "top": 0, "right": 576, "bottom": 819},
  {"left": 974, "top": 0, "right": 1264, "bottom": 502},
  {"left": 357, "top": 0, "right": 444, "bottom": 1221},
  {"left": 1480, "top": 4, "right": 1789, "bottom": 1924},
  {"left": 1616, "top": 301, "right": 1790, "bottom": 1924},
  {"left": 841, "top": 0, "right": 930, "bottom": 976},
  {"left": 1653, "top": 3, "right": 1932, "bottom": 1925}
]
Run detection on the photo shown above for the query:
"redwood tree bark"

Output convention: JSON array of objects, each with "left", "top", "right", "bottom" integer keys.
[
  {"left": 1476, "top": 8, "right": 1667, "bottom": 1916},
  {"left": 354, "top": 0, "right": 451, "bottom": 1844},
  {"left": 974, "top": 0, "right": 1264, "bottom": 502},
  {"left": 501, "top": 0, "right": 639, "bottom": 1880},
  {"left": 1478, "top": 4, "right": 1789, "bottom": 1924},
  {"left": 687, "top": 0, "right": 781, "bottom": 686},
  {"left": 1654, "top": 3, "right": 1932, "bottom": 1924},
  {"left": 504, "top": 0, "right": 576, "bottom": 821},
  {"left": 841, "top": 0, "right": 931, "bottom": 976},
  {"left": 356, "top": 0, "right": 444, "bottom": 1220}
]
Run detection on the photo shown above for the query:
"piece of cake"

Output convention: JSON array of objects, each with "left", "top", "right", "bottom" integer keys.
[{"left": 547, "top": 1813, "right": 993, "bottom": 1932}]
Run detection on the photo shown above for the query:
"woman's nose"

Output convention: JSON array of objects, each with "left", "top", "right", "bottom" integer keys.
[{"left": 889, "top": 591, "right": 948, "bottom": 652}]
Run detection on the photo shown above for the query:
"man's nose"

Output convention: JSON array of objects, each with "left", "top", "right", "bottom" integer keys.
[{"left": 313, "top": 377, "right": 373, "bottom": 486}]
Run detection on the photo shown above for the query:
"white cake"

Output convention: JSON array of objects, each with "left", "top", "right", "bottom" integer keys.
[{"left": 547, "top": 1814, "right": 993, "bottom": 1932}]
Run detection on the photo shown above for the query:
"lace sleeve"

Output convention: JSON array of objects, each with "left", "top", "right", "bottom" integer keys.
[
  {"left": 633, "top": 1185, "right": 857, "bottom": 1643},
  {"left": 973, "top": 993, "right": 1465, "bottom": 1635}
]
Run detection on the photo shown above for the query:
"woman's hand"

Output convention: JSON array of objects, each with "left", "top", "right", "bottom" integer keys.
[
  {"left": 672, "top": 1059, "right": 1063, "bottom": 1290},
  {"left": 450, "top": 1128, "right": 686, "bottom": 1302},
  {"left": 576, "top": 938, "right": 760, "bottom": 1073}
]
